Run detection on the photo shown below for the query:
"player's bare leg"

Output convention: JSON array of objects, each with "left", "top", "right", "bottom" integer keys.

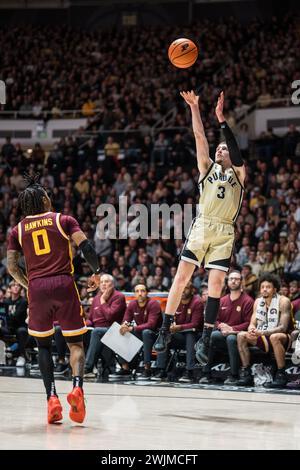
[
  {"left": 154, "top": 260, "right": 195, "bottom": 352},
  {"left": 68, "top": 341, "right": 85, "bottom": 377},
  {"left": 195, "top": 269, "right": 226, "bottom": 365},
  {"left": 67, "top": 340, "right": 86, "bottom": 423}
]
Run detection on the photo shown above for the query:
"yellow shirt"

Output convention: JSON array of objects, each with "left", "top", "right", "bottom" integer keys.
[
  {"left": 105, "top": 142, "right": 120, "bottom": 158},
  {"left": 82, "top": 100, "right": 96, "bottom": 117}
]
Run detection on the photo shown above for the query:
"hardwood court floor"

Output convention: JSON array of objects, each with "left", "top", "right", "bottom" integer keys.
[{"left": 0, "top": 376, "right": 300, "bottom": 450}]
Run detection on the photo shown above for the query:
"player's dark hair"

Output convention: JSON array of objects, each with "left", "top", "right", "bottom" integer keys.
[
  {"left": 258, "top": 272, "right": 280, "bottom": 291},
  {"left": 18, "top": 173, "right": 48, "bottom": 217},
  {"left": 228, "top": 269, "right": 242, "bottom": 280},
  {"left": 134, "top": 282, "right": 148, "bottom": 292}
]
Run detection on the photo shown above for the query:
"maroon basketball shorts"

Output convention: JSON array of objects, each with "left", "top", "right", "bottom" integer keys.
[{"left": 27, "top": 274, "right": 87, "bottom": 338}]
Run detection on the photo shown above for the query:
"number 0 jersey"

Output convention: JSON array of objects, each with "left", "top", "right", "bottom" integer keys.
[
  {"left": 198, "top": 162, "right": 244, "bottom": 224},
  {"left": 8, "top": 212, "right": 81, "bottom": 282}
]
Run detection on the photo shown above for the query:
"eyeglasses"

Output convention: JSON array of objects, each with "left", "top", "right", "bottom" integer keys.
[{"left": 228, "top": 277, "right": 241, "bottom": 281}]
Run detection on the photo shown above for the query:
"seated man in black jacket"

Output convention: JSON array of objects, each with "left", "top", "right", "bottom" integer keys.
[{"left": 3, "top": 281, "right": 29, "bottom": 366}]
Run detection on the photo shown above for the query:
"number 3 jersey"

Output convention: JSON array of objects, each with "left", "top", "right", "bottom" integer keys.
[
  {"left": 198, "top": 163, "right": 244, "bottom": 224},
  {"left": 8, "top": 212, "right": 81, "bottom": 281}
]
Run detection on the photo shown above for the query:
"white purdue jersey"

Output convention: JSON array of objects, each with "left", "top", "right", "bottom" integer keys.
[{"left": 198, "top": 163, "right": 244, "bottom": 223}]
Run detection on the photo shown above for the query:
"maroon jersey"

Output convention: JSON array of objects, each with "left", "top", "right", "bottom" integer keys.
[
  {"left": 123, "top": 298, "right": 162, "bottom": 332},
  {"left": 216, "top": 292, "right": 254, "bottom": 332},
  {"left": 292, "top": 298, "right": 300, "bottom": 315},
  {"left": 174, "top": 295, "right": 204, "bottom": 331},
  {"left": 86, "top": 290, "right": 126, "bottom": 328},
  {"left": 8, "top": 211, "right": 81, "bottom": 281}
]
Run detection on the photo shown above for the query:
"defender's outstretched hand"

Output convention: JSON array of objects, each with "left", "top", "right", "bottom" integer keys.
[
  {"left": 215, "top": 91, "right": 225, "bottom": 123},
  {"left": 180, "top": 90, "right": 199, "bottom": 107}
]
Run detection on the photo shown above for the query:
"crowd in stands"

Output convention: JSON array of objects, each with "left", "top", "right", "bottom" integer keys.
[
  {"left": 0, "top": 130, "right": 299, "bottom": 296},
  {"left": 0, "top": 15, "right": 300, "bottom": 387},
  {"left": 1, "top": 13, "right": 299, "bottom": 129},
  {"left": 1, "top": 124, "right": 300, "bottom": 383}
]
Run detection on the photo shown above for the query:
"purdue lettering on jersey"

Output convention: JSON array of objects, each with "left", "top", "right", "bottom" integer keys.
[{"left": 198, "top": 163, "right": 244, "bottom": 223}]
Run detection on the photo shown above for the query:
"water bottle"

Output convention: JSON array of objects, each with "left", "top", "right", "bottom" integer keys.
[
  {"left": 8, "top": 342, "right": 18, "bottom": 353},
  {"left": 292, "top": 334, "right": 300, "bottom": 365},
  {"left": 0, "top": 340, "right": 6, "bottom": 365}
]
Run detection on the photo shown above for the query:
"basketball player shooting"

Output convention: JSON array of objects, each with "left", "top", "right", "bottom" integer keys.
[{"left": 154, "top": 90, "right": 246, "bottom": 365}]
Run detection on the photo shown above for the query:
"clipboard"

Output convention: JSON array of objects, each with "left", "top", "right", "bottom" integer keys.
[{"left": 100, "top": 322, "right": 143, "bottom": 362}]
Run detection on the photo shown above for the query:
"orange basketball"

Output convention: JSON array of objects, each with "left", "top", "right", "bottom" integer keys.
[{"left": 168, "top": 38, "right": 198, "bottom": 69}]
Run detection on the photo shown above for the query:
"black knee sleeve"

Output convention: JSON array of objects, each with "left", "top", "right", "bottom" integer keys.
[
  {"left": 36, "top": 336, "right": 53, "bottom": 349},
  {"left": 66, "top": 335, "right": 83, "bottom": 344},
  {"left": 36, "top": 336, "right": 56, "bottom": 399}
]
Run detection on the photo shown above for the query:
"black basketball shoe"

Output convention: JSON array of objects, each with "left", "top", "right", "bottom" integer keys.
[{"left": 153, "top": 327, "right": 171, "bottom": 353}]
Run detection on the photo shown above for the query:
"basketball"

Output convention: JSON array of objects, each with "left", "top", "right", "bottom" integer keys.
[{"left": 168, "top": 38, "right": 198, "bottom": 68}]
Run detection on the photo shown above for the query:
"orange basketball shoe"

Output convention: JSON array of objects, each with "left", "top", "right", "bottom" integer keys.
[
  {"left": 67, "top": 387, "right": 86, "bottom": 423},
  {"left": 48, "top": 396, "right": 63, "bottom": 424}
]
